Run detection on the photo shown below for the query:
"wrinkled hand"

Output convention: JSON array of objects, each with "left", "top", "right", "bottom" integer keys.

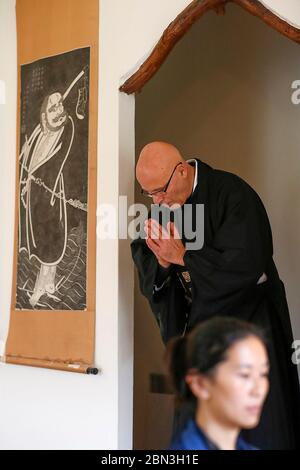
[
  {"left": 144, "top": 218, "right": 185, "bottom": 267},
  {"left": 144, "top": 219, "right": 170, "bottom": 268}
]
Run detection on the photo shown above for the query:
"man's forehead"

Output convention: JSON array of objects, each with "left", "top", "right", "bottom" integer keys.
[
  {"left": 139, "top": 159, "right": 173, "bottom": 178},
  {"left": 139, "top": 165, "right": 167, "bottom": 184}
]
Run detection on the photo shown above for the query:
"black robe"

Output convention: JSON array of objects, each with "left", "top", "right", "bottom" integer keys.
[{"left": 131, "top": 159, "right": 300, "bottom": 450}]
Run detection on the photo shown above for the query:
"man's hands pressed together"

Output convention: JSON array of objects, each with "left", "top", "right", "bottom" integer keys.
[{"left": 144, "top": 218, "right": 186, "bottom": 267}]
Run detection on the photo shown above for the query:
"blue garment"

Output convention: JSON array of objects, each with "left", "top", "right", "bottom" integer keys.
[{"left": 169, "top": 419, "right": 259, "bottom": 450}]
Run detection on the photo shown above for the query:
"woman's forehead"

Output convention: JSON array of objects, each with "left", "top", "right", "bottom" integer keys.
[{"left": 224, "top": 337, "right": 268, "bottom": 365}]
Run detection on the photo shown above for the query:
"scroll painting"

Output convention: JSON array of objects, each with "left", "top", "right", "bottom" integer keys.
[
  {"left": 4, "top": 0, "right": 98, "bottom": 373},
  {"left": 17, "top": 48, "right": 89, "bottom": 311}
]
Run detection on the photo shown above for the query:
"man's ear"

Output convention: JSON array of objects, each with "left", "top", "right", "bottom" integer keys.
[
  {"left": 185, "top": 372, "right": 211, "bottom": 400},
  {"left": 179, "top": 162, "right": 188, "bottom": 178}
]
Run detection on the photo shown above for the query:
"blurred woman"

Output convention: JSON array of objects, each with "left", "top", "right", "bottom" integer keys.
[{"left": 167, "top": 317, "right": 270, "bottom": 450}]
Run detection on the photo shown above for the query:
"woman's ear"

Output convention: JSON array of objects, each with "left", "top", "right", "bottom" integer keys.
[{"left": 185, "top": 372, "right": 211, "bottom": 400}]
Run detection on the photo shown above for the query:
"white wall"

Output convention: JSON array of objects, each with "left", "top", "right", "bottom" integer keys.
[
  {"left": 260, "top": 0, "right": 300, "bottom": 27},
  {"left": 0, "top": 0, "right": 299, "bottom": 451},
  {"left": 0, "top": 0, "right": 121, "bottom": 451}
]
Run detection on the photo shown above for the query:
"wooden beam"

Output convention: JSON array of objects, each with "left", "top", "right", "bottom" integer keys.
[{"left": 119, "top": 0, "right": 300, "bottom": 95}]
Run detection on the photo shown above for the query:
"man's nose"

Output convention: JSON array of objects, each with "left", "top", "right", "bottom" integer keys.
[{"left": 152, "top": 194, "right": 164, "bottom": 205}]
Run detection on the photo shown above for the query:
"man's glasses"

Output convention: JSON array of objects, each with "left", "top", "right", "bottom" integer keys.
[{"left": 141, "top": 162, "right": 182, "bottom": 198}]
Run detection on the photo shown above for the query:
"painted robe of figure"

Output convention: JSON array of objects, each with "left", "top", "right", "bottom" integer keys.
[{"left": 19, "top": 97, "right": 74, "bottom": 264}]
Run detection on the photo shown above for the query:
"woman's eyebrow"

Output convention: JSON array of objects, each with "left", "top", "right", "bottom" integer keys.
[{"left": 236, "top": 362, "right": 270, "bottom": 369}]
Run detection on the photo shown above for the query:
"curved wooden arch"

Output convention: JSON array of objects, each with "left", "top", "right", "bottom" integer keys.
[{"left": 120, "top": 0, "right": 300, "bottom": 95}]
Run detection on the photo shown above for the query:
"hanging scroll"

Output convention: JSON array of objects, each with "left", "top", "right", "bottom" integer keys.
[{"left": 4, "top": 0, "right": 98, "bottom": 373}]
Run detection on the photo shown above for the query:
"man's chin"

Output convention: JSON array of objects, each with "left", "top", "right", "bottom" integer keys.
[
  {"left": 154, "top": 201, "right": 182, "bottom": 210},
  {"left": 166, "top": 202, "right": 181, "bottom": 210}
]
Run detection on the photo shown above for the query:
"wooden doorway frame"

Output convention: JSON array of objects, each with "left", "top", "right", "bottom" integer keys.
[{"left": 120, "top": 0, "right": 300, "bottom": 95}]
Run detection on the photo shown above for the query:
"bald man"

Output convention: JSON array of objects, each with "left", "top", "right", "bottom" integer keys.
[{"left": 131, "top": 141, "right": 300, "bottom": 450}]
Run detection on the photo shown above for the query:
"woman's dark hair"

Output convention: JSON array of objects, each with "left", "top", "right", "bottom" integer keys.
[{"left": 166, "top": 316, "right": 267, "bottom": 403}]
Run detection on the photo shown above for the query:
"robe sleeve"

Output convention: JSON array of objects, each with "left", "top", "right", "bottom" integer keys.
[
  {"left": 131, "top": 237, "right": 190, "bottom": 344},
  {"left": 184, "top": 179, "right": 273, "bottom": 322}
]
